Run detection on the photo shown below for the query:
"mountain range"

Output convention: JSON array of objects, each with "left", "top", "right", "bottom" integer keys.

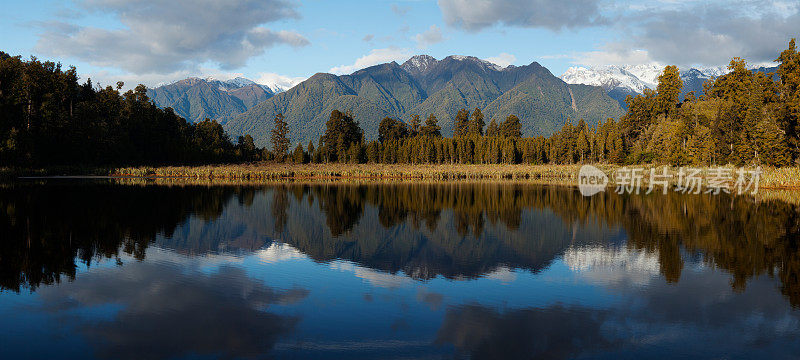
[
  {"left": 561, "top": 64, "right": 778, "bottom": 108},
  {"left": 147, "top": 57, "right": 785, "bottom": 148},
  {"left": 146, "top": 77, "right": 287, "bottom": 123},
  {"left": 163, "top": 56, "right": 622, "bottom": 147}
]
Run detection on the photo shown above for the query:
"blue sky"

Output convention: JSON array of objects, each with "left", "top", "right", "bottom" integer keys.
[{"left": 2, "top": 0, "right": 798, "bottom": 89}]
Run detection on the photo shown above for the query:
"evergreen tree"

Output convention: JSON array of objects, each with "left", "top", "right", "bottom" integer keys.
[
  {"left": 271, "top": 113, "right": 290, "bottom": 162},
  {"left": 366, "top": 140, "right": 380, "bottom": 163},
  {"left": 409, "top": 114, "right": 421, "bottom": 136},
  {"left": 453, "top": 108, "right": 470, "bottom": 137},
  {"left": 468, "top": 108, "right": 485, "bottom": 136},
  {"left": 776, "top": 38, "right": 800, "bottom": 158},
  {"left": 307, "top": 140, "right": 316, "bottom": 162},
  {"left": 293, "top": 144, "right": 305, "bottom": 163},
  {"left": 421, "top": 114, "right": 441, "bottom": 137},
  {"left": 322, "top": 110, "right": 363, "bottom": 162},
  {"left": 656, "top": 65, "right": 683, "bottom": 116},
  {"left": 501, "top": 115, "right": 522, "bottom": 138},
  {"left": 379, "top": 117, "right": 408, "bottom": 142},
  {"left": 486, "top": 119, "right": 500, "bottom": 137}
]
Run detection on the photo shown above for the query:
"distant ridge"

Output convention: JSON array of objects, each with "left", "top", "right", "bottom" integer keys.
[{"left": 218, "top": 55, "right": 624, "bottom": 147}]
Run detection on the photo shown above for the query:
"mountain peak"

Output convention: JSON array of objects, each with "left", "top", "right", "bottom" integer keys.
[
  {"left": 444, "top": 55, "right": 507, "bottom": 71},
  {"left": 401, "top": 55, "right": 438, "bottom": 76}
]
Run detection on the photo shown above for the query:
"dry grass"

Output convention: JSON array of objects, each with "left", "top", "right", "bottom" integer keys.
[
  {"left": 111, "top": 163, "right": 601, "bottom": 181},
  {"left": 110, "top": 163, "right": 800, "bottom": 188}
]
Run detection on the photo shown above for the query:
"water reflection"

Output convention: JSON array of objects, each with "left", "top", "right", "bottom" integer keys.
[
  {"left": 35, "top": 260, "right": 307, "bottom": 359},
  {"left": 3, "top": 181, "right": 800, "bottom": 305},
  {"left": 2, "top": 180, "right": 800, "bottom": 358}
]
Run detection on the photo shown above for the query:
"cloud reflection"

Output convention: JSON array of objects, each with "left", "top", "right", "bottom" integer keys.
[{"left": 36, "top": 261, "right": 308, "bottom": 360}]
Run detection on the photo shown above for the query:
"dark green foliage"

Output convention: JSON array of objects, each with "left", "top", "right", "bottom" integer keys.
[
  {"left": 271, "top": 113, "right": 290, "bottom": 162},
  {"left": 501, "top": 115, "right": 522, "bottom": 138},
  {"left": 468, "top": 108, "right": 485, "bottom": 136},
  {"left": 321, "top": 110, "right": 363, "bottom": 162},
  {"left": 486, "top": 119, "right": 500, "bottom": 137},
  {"left": 0, "top": 53, "right": 259, "bottom": 166},
  {"left": 293, "top": 144, "right": 306, "bottom": 164},
  {"left": 421, "top": 114, "right": 442, "bottom": 137},
  {"left": 378, "top": 117, "right": 409, "bottom": 142}
]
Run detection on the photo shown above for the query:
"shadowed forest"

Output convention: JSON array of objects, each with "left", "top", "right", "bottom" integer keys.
[{"left": 2, "top": 181, "right": 799, "bottom": 307}]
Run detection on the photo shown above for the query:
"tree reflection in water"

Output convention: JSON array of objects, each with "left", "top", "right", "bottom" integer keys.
[{"left": 2, "top": 180, "right": 800, "bottom": 307}]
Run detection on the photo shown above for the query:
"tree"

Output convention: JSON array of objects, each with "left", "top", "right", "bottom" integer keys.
[
  {"left": 307, "top": 140, "right": 316, "bottom": 162},
  {"left": 656, "top": 65, "right": 683, "bottom": 116},
  {"left": 379, "top": 117, "right": 408, "bottom": 142},
  {"left": 271, "top": 113, "right": 290, "bottom": 162},
  {"left": 409, "top": 114, "right": 421, "bottom": 136},
  {"left": 486, "top": 119, "right": 500, "bottom": 137},
  {"left": 421, "top": 114, "right": 441, "bottom": 137},
  {"left": 576, "top": 119, "right": 589, "bottom": 163},
  {"left": 501, "top": 115, "right": 522, "bottom": 138},
  {"left": 366, "top": 140, "right": 380, "bottom": 163},
  {"left": 468, "top": 107, "right": 485, "bottom": 136},
  {"left": 293, "top": 143, "right": 305, "bottom": 163},
  {"left": 237, "top": 134, "right": 256, "bottom": 160},
  {"left": 776, "top": 38, "right": 800, "bottom": 158},
  {"left": 322, "top": 110, "right": 363, "bottom": 162},
  {"left": 453, "top": 109, "right": 470, "bottom": 137}
]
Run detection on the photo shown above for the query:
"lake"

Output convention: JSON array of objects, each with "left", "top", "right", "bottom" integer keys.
[{"left": 1, "top": 180, "right": 799, "bottom": 359}]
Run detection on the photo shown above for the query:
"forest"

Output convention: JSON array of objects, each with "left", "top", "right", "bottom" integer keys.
[
  {"left": 277, "top": 39, "right": 800, "bottom": 167},
  {"left": 0, "top": 52, "right": 259, "bottom": 166},
  {"left": 1, "top": 38, "right": 799, "bottom": 168}
]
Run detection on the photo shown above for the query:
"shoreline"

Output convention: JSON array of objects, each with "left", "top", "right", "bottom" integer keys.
[
  {"left": 110, "top": 163, "right": 800, "bottom": 189},
  {"left": 6, "top": 163, "right": 800, "bottom": 190}
]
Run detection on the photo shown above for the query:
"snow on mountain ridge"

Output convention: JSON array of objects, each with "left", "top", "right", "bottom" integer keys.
[
  {"left": 561, "top": 66, "right": 652, "bottom": 93},
  {"left": 561, "top": 64, "right": 731, "bottom": 95},
  {"left": 401, "top": 55, "right": 438, "bottom": 75}
]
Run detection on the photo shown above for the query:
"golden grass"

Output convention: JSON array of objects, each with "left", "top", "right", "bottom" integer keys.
[
  {"left": 110, "top": 163, "right": 800, "bottom": 188},
  {"left": 111, "top": 163, "right": 605, "bottom": 182}
]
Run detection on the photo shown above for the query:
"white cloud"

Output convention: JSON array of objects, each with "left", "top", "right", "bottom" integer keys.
[
  {"left": 36, "top": 0, "right": 309, "bottom": 74},
  {"left": 627, "top": 3, "right": 800, "bottom": 67},
  {"left": 571, "top": 48, "right": 654, "bottom": 67},
  {"left": 484, "top": 52, "right": 516, "bottom": 67},
  {"left": 414, "top": 25, "right": 445, "bottom": 48},
  {"left": 329, "top": 47, "right": 412, "bottom": 75}
]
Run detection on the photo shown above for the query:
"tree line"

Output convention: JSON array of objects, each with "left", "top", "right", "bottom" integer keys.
[
  {"left": 0, "top": 52, "right": 261, "bottom": 166},
  {"left": 270, "top": 39, "right": 800, "bottom": 167},
  {"left": 4, "top": 38, "right": 799, "bottom": 168}
]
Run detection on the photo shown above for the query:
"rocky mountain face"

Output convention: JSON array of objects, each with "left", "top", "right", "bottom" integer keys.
[
  {"left": 147, "top": 77, "right": 278, "bottom": 123},
  {"left": 220, "top": 55, "right": 624, "bottom": 147}
]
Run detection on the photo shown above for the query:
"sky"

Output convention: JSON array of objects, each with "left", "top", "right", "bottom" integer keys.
[{"left": 1, "top": 0, "right": 799, "bottom": 89}]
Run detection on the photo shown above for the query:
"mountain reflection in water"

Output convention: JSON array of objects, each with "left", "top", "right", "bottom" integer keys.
[{"left": 1, "top": 180, "right": 799, "bottom": 359}]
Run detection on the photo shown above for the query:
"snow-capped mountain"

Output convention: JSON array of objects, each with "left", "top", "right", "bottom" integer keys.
[
  {"left": 205, "top": 76, "right": 264, "bottom": 92},
  {"left": 561, "top": 65, "right": 730, "bottom": 93},
  {"left": 401, "top": 55, "right": 438, "bottom": 76},
  {"left": 561, "top": 66, "right": 653, "bottom": 93},
  {"left": 561, "top": 64, "right": 734, "bottom": 107},
  {"left": 400, "top": 54, "right": 511, "bottom": 79}
]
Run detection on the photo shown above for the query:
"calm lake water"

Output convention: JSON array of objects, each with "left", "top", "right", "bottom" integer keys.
[{"left": 2, "top": 180, "right": 800, "bottom": 359}]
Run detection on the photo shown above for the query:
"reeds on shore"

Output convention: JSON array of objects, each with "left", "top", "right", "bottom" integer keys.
[{"left": 110, "top": 163, "right": 800, "bottom": 190}]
